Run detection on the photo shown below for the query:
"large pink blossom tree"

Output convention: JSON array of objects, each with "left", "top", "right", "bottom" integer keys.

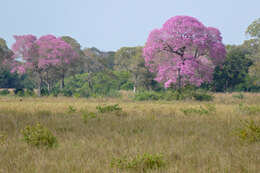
[
  {"left": 9, "top": 34, "right": 78, "bottom": 96},
  {"left": 143, "top": 16, "right": 226, "bottom": 89}
]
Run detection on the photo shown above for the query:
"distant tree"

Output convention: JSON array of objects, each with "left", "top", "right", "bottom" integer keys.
[
  {"left": 83, "top": 47, "right": 115, "bottom": 71},
  {"left": 213, "top": 45, "right": 253, "bottom": 91},
  {"left": 114, "top": 46, "right": 154, "bottom": 92},
  {"left": 0, "top": 38, "right": 13, "bottom": 69},
  {"left": 246, "top": 18, "right": 260, "bottom": 39},
  {"left": 8, "top": 35, "right": 78, "bottom": 96},
  {"left": 244, "top": 18, "right": 260, "bottom": 86},
  {"left": 143, "top": 16, "right": 226, "bottom": 89}
]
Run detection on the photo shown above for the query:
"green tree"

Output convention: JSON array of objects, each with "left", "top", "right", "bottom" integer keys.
[
  {"left": 114, "top": 47, "right": 154, "bottom": 92},
  {"left": 244, "top": 18, "right": 260, "bottom": 87},
  {"left": 213, "top": 45, "right": 253, "bottom": 91}
]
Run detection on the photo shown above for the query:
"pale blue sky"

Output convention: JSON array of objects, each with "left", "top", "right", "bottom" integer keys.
[{"left": 1, "top": 0, "right": 259, "bottom": 51}]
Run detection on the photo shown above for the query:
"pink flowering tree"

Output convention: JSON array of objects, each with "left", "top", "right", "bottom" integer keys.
[
  {"left": 143, "top": 16, "right": 226, "bottom": 89},
  {"left": 9, "top": 34, "right": 78, "bottom": 96}
]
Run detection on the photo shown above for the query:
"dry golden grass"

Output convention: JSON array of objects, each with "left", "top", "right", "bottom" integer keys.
[{"left": 0, "top": 93, "right": 260, "bottom": 173}]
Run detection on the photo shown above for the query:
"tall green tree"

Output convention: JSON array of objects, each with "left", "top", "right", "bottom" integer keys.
[
  {"left": 244, "top": 18, "right": 260, "bottom": 86},
  {"left": 114, "top": 46, "right": 154, "bottom": 92},
  {"left": 213, "top": 45, "right": 253, "bottom": 91}
]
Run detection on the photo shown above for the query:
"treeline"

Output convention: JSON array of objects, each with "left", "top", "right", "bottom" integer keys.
[{"left": 1, "top": 18, "right": 260, "bottom": 97}]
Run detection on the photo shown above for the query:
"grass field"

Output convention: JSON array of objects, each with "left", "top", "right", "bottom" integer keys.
[{"left": 0, "top": 93, "right": 260, "bottom": 173}]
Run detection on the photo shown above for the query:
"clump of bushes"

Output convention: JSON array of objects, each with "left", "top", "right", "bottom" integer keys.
[
  {"left": 232, "top": 93, "right": 244, "bottom": 99},
  {"left": 0, "top": 132, "right": 7, "bottom": 145},
  {"left": 134, "top": 90, "right": 213, "bottom": 101},
  {"left": 67, "top": 105, "right": 77, "bottom": 113},
  {"left": 235, "top": 120, "right": 260, "bottom": 143},
  {"left": 0, "top": 89, "right": 10, "bottom": 96},
  {"left": 110, "top": 153, "right": 166, "bottom": 172},
  {"left": 181, "top": 104, "right": 216, "bottom": 115},
  {"left": 82, "top": 111, "right": 98, "bottom": 124},
  {"left": 193, "top": 92, "right": 214, "bottom": 101},
  {"left": 21, "top": 123, "right": 57, "bottom": 148},
  {"left": 134, "top": 91, "right": 162, "bottom": 101},
  {"left": 14, "top": 88, "right": 36, "bottom": 97},
  {"left": 96, "top": 104, "right": 122, "bottom": 113},
  {"left": 238, "top": 103, "right": 260, "bottom": 115}
]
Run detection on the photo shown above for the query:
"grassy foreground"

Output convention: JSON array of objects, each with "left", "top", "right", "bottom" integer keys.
[{"left": 0, "top": 93, "right": 260, "bottom": 173}]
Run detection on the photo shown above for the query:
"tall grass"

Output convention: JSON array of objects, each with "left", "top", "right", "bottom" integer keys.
[{"left": 0, "top": 94, "right": 260, "bottom": 172}]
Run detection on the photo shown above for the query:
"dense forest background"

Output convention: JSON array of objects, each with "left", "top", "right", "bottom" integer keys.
[{"left": 1, "top": 18, "right": 260, "bottom": 97}]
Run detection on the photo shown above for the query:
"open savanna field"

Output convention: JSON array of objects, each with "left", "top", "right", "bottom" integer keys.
[{"left": 1, "top": 93, "right": 260, "bottom": 173}]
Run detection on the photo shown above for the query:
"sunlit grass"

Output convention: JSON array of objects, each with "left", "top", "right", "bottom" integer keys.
[{"left": 0, "top": 93, "right": 260, "bottom": 172}]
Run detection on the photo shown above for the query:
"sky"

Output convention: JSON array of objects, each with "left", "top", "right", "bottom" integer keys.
[{"left": 1, "top": 0, "right": 260, "bottom": 51}]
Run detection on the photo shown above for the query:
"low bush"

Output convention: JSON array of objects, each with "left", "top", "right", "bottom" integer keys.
[
  {"left": 235, "top": 120, "right": 260, "bottom": 143},
  {"left": 21, "top": 123, "right": 57, "bottom": 148},
  {"left": 82, "top": 111, "right": 98, "bottom": 124},
  {"left": 67, "top": 105, "right": 77, "bottom": 113},
  {"left": 134, "top": 90, "right": 213, "bottom": 101},
  {"left": 232, "top": 93, "right": 244, "bottom": 99},
  {"left": 134, "top": 91, "right": 162, "bottom": 101},
  {"left": 110, "top": 153, "right": 166, "bottom": 172},
  {"left": 193, "top": 92, "right": 214, "bottom": 101},
  {"left": 0, "top": 89, "right": 10, "bottom": 96},
  {"left": 0, "top": 132, "right": 7, "bottom": 145},
  {"left": 181, "top": 104, "right": 216, "bottom": 115},
  {"left": 238, "top": 103, "right": 260, "bottom": 115},
  {"left": 96, "top": 104, "right": 122, "bottom": 113}
]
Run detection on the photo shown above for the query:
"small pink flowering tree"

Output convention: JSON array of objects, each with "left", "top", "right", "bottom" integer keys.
[
  {"left": 9, "top": 34, "right": 78, "bottom": 96},
  {"left": 143, "top": 16, "right": 226, "bottom": 89}
]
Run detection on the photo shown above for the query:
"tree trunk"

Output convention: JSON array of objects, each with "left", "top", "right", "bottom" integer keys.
[
  {"left": 37, "top": 77, "right": 42, "bottom": 97},
  {"left": 60, "top": 74, "right": 65, "bottom": 90},
  {"left": 47, "top": 82, "right": 51, "bottom": 94},
  {"left": 133, "top": 85, "right": 136, "bottom": 93},
  {"left": 177, "top": 68, "right": 181, "bottom": 90}
]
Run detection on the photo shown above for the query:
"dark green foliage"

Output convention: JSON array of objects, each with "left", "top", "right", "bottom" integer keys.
[
  {"left": 233, "top": 93, "right": 245, "bottom": 99},
  {"left": 21, "top": 123, "right": 57, "bottom": 148},
  {"left": 110, "top": 153, "right": 166, "bottom": 172},
  {"left": 134, "top": 89, "right": 213, "bottom": 101},
  {"left": 55, "top": 71, "right": 132, "bottom": 98},
  {"left": 193, "top": 92, "right": 214, "bottom": 101},
  {"left": 0, "top": 89, "right": 9, "bottom": 95},
  {"left": 96, "top": 104, "right": 122, "bottom": 113},
  {"left": 68, "top": 105, "right": 77, "bottom": 113},
  {"left": 235, "top": 120, "right": 260, "bottom": 143},
  {"left": 181, "top": 104, "right": 216, "bottom": 115},
  {"left": 213, "top": 45, "right": 253, "bottom": 92},
  {"left": 134, "top": 91, "right": 162, "bottom": 101}
]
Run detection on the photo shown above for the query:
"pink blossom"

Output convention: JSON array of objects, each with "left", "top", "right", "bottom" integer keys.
[{"left": 143, "top": 16, "right": 226, "bottom": 88}]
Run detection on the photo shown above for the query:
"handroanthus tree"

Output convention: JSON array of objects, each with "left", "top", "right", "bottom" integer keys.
[
  {"left": 9, "top": 34, "right": 78, "bottom": 96},
  {"left": 143, "top": 16, "right": 226, "bottom": 89}
]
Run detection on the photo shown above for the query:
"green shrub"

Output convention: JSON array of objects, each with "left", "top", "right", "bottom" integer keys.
[
  {"left": 181, "top": 104, "right": 216, "bottom": 115},
  {"left": 238, "top": 103, "right": 260, "bottom": 115},
  {"left": 15, "top": 89, "right": 25, "bottom": 97},
  {"left": 193, "top": 92, "right": 214, "bottom": 101},
  {"left": 73, "top": 93, "right": 81, "bottom": 98},
  {"left": 111, "top": 153, "right": 166, "bottom": 172},
  {"left": 134, "top": 91, "right": 162, "bottom": 101},
  {"left": 67, "top": 105, "right": 77, "bottom": 113},
  {"left": 235, "top": 120, "right": 260, "bottom": 143},
  {"left": 0, "top": 89, "right": 10, "bottom": 95},
  {"left": 0, "top": 132, "right": 7, "bottom": 145},
  {"left": 21, "top": 123, "right": 57, "bottom": 148},
  {"left": 233, "top": 93, "right": 244, "bottom": 99},
  {"left": 96, "top": 104, "right": 122, "bottom": 113},
  {"left": 134, "top": 90, "right": 213, "bottom": 101},
  {"left": 82, "top": 111, "right": 98, "bottom": 124}
]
